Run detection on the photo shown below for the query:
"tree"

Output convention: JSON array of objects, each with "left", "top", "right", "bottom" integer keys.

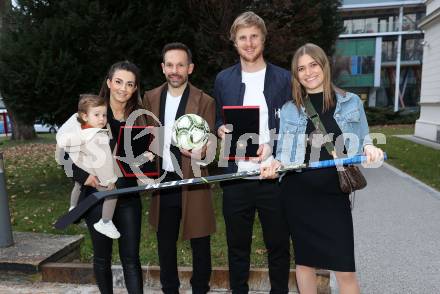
[
  {"left": 138, "top": 0, "right": 197, "bottom": 89},
  {"left": 0, "top": 0, "right": 96, "bottom": 139},
  {"left": 0, "top": 0, "right": 11, "bottom": 108},
  {"left": 187, "top": 0, "right": 253, "bottom": 89},
  {"left": 0, "top": 0, "right": 11, "bottom": 22},
  {"left": 188, "top": 0, "right": 343, "bottom": 91},
  {"left": 0, "top": 0, "right": 343, "bottom": 140},
  {"left": 251, "top": 0, "right": 343, "bottom": 66},
  {"left": 0, "top": 0, "right": 153, "bottom": 139}
]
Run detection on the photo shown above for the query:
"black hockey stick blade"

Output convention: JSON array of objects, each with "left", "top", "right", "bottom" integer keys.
[
  {"left": 54, "top": 167, "right": 272, "bottom": 229},
  {"left": 55, "top": 153, "right": 385, "bottom": 229},
  {"left": 54, "top": 193, "right": 99, "bottom": 229}
]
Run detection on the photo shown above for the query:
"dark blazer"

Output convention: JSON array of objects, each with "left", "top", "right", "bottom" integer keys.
[
  {"left": 213, "top": 62, "right": 292, "bottom": 172},
  {"left": 143, "top": 82, "right": 216, "bottom": 240}
]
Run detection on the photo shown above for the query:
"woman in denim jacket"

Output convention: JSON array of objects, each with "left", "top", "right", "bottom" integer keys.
[{"left": 261, "top": 43, "right": 383, "bottom": 294}]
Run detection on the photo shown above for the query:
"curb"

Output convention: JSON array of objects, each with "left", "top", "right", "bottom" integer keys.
[
  {"left": 382, "top": 162, "right": 440, "bottom": 199},
  {"left": 41, "top": 263, "right": 331, "bottom": 293},
  {"left": 0, "top": 232, "right": 83, "bottom": 273}
]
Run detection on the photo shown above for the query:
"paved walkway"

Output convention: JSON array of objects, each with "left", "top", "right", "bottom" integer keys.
[{"left": 330, "top": 163, "right": 440, "bottom": 294}]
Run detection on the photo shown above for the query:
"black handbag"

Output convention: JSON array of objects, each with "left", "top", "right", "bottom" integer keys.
[{"left": 303, "top": 96, "right": 367, "bottom": 194}]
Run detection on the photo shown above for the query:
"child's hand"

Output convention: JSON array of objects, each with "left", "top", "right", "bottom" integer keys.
[
  {"left": 85, "top": 175, "right": 99, "bottom": 188},
  {"left": 142, "top": 151, "right": 155, "bottom": 161},
  {"left": 106, "top": 182, "right": 116, "bottom": 190}
]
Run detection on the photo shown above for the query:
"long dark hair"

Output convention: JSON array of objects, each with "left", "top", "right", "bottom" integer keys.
[{"left": 99, "top": 60, "right": 144, "bottom": 123}]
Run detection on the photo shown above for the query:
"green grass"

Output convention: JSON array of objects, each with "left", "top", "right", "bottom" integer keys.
[
  {"left": 370, "top": 124, "right": 440, "bottom": 190},
  {"left": 3, "top": 125, "right": 439, "bottom": 266},
  {"left": 1, "top": 134, "right": 269, "bottom": 267},
  {"left": 0, "top": 133, "right": 56, "bottom": 147}
]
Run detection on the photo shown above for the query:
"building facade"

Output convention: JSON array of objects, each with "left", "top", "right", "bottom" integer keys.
[
  {"left": 414, "top": 0, "right": 440, "bottom": 142},
  {"left": 336, "top": 0, "right": 426, "bottom": 110}
]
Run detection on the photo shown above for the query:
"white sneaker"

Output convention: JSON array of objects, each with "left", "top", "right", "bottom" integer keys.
[
  {"left": 93, "top": 219, "right": 121, "bottom": 239},
  {"left": 69, "top": 206, "right": 75, "bottom": 212}
]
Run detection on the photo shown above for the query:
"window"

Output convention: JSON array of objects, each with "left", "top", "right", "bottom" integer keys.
[
  {"left": 382, "top": 40, "right": 397, "bottom": 61},
  {"left": 403, "top": 14, "right": 417, "bottom": 31},
  {"left": 365, "top": 18, "right": 378, "bottom": 33},
  {"left": 352, "top": 19, "right": 365, "bottom": 33},
  {"left": 379, "top": 18, "right": 388, "bottom": 32},
  {"left": 343, "top": 16, "right": 401, "bottom": 34},
  {"left": 403, "top": 38, "right": 423, "bottom": 61}
]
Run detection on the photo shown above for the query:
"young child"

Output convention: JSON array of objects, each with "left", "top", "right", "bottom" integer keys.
[{"left": 56, "top": 94, "right": 120, "bottom": 239}]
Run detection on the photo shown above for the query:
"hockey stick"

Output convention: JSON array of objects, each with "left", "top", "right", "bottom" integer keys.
[{"left": 54, "top": 153, "right": 385, "bottom": 229}]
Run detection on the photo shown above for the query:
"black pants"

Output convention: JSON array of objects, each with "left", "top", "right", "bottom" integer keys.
[
  {"left": 157, "top": 204, "right": 211, "bottom": 294},
  {"left": 222, "top": 179, "right": 290, "bottom": 294},
  {"left": 84, "top": 186, "right": 143, "bottom": 294}
]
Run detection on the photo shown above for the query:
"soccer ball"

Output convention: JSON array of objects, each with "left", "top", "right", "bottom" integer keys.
[{"left": 172, "top": 114, "right": 210, "bottom": 150}]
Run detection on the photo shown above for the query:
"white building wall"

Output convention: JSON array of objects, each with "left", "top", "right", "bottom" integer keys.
[
  {"left": 415, "top": 0, "right": 440, "bottom": 141},
  {"left": 426, "top": 0, "right": 440, "bottom": 14},
  {"left": 419, "top": 21, "right": 440, "bottom": 103}
]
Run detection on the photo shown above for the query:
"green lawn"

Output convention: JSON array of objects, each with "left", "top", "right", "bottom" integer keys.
[
  {"left": 370, "top": 124, "right": 440, "bottom": 190},
  {"left": 2, "top": 125, "right": 439, "bottom": 266}
]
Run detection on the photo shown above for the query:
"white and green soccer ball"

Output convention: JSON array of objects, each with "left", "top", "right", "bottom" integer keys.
[{"left": 172, "top": 113, "right": 210, "bottom": 150}]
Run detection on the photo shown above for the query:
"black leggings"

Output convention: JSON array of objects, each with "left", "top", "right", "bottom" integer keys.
[{"left": 84, "top": 186, "right": 143, "bottom": 294}]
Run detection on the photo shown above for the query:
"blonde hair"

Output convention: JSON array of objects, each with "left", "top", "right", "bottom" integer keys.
[
  {"left": 291, "top": 43, "right": 344, "bottom": 112},
  {"left": 230, "top": 11, "right": 267, "bottom": 43},
  {"left": 77, "top": 94, "right": 107, "bottom": 125}
]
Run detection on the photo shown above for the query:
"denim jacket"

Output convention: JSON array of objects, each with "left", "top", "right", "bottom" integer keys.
[{"left": 276, "top": 92, "right": 372, "bottom": 165}]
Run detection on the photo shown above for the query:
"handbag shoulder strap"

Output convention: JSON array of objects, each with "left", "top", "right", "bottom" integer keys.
[{"left": 303, "top": 96, "right": 336, "bottom": 158}]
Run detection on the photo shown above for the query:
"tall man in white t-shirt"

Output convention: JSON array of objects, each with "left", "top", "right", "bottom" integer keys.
[
  {"left": 213, "top": 12, "right": 292, "bottom": 293},
  {"left": 143, "top": 42, "right": 216, "bottom": 294}
]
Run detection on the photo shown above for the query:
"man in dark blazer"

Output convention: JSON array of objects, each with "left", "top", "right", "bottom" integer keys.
[
  {"left": 213, "top": 12, "right": 291, "bottom": 294},
  {"left": 143, "top": 42, "right": 216, "bottom": 294}
]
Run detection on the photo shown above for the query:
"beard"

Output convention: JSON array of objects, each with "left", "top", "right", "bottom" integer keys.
[
  {"left": 166, "top": 74, "right": 188, "bottom": 88},
  {"left": 238, "top": 47, "right": 264, "bottom": 63}
]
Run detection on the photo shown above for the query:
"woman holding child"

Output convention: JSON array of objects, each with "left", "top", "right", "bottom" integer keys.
[
  {"left": 58, "top": 61, "right": 146, "bottom": 293},
  {"left": 261, "top": 43, "right": 383, "bottom": 294}
]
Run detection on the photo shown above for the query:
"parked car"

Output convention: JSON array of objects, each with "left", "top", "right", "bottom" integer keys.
[
  {"left": 0, "top": 115, "right": 12, "bottom": 134},
  {"left": 34, "top": 120, "right": 59, "bottom": 133}
]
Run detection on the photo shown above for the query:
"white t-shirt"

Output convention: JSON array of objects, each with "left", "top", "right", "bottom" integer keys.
[
  {"left": 162, "top": 91, "right": 182, "bottom": 172},
  {"left": 237, "top": 67, "right": 273, "bottom": 173}
]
